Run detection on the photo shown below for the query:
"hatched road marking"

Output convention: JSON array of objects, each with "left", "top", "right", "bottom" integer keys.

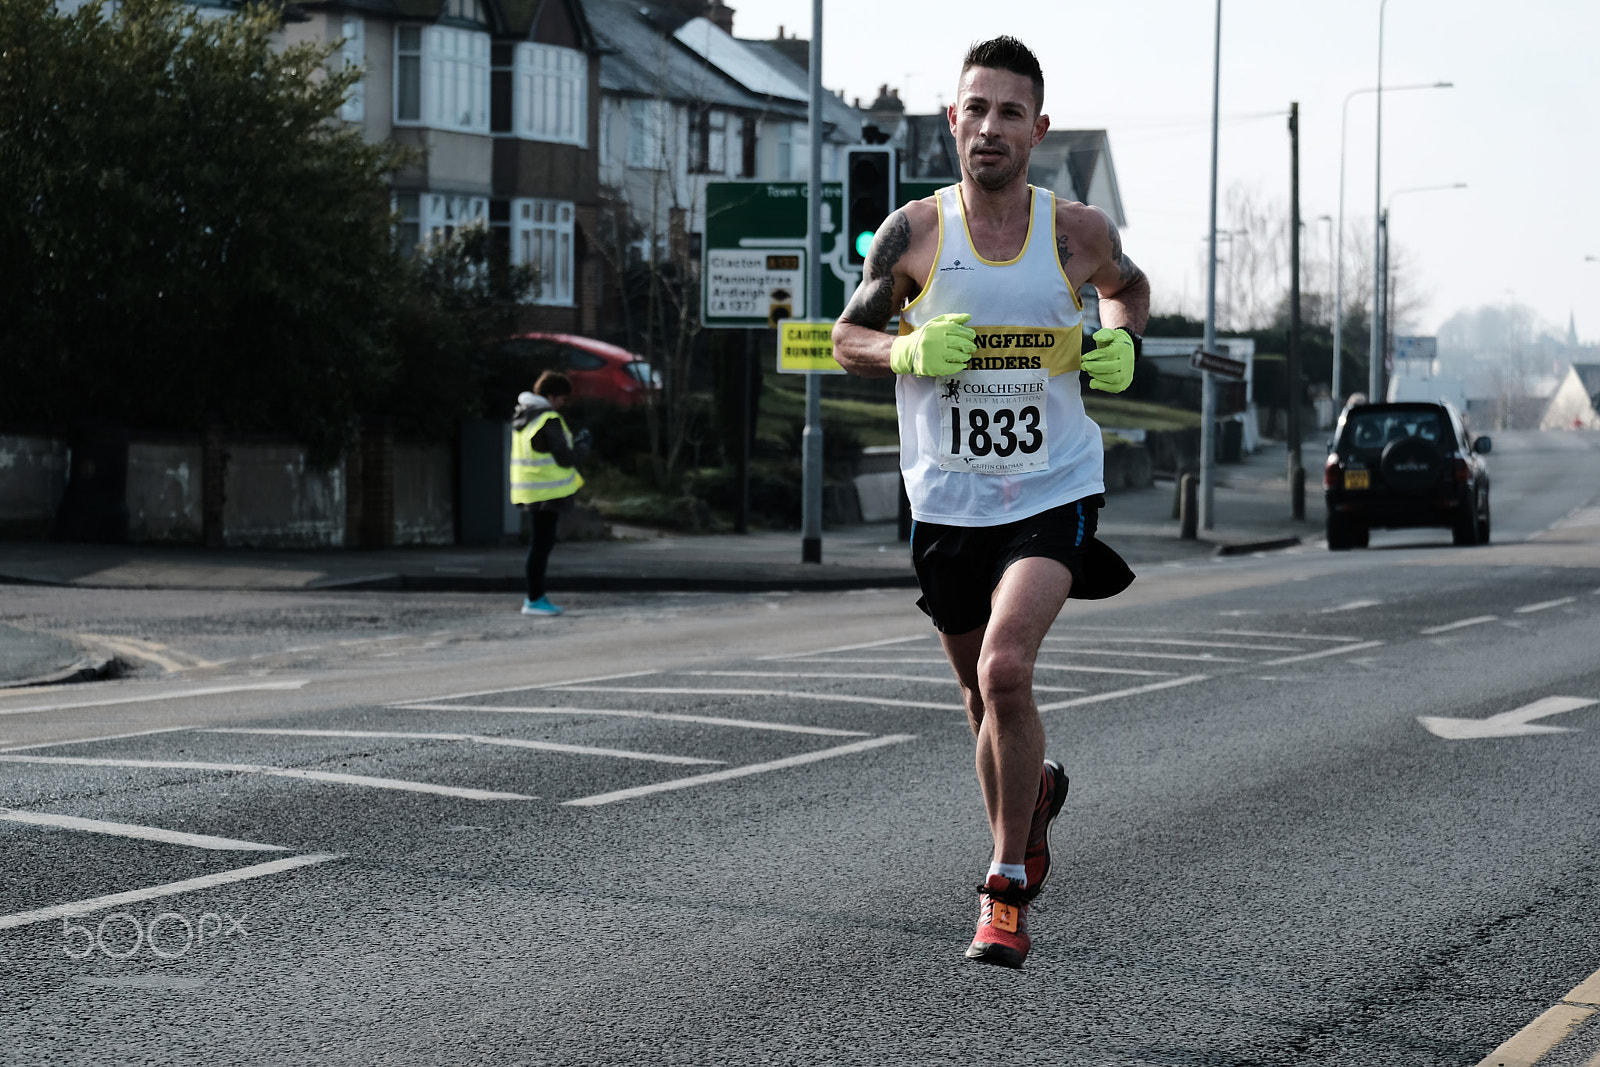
[
  {"left": 545, "top": 685, "right": 964, "bottom": 712},
  {"left": 0, "top": 755, "right": 533, "bottom": 801},
  {"left": 0, "top": 854, "right": 342, "bottom": 931},
  {"left": 200, "top": 728, "right": 723, "bottom": 766},
  {"left": 392, "top": 704, "right": 873, "bottom": 738},
  {"left": 1514, "top": 597, "right": 1577, "bottom": 614},
  {"left": 1258, "top": 641, "right": 1384, "bottom": 667},
  {"left": 0, "top": 809, "right": 286, "bottom": 851},
  {"left": 563, "top": 734, "right": 916, "bottom": 807},
  {"left": 1421, "top": 616, "right": 1499, "bottom": 635}
]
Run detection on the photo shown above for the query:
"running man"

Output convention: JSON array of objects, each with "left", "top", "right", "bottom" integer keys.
[{"left": 832, "top": 36, "right": 1148, "bottom": 968}]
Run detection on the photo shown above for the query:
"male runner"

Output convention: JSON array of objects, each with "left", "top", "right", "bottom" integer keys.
[{"left": 832, "top": 36, "right": 1149, "bottom": 968}]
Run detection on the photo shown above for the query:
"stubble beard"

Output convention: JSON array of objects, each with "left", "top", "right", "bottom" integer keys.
[{"left": 965, "top": 145, "right": 1027, "bottom": 192}]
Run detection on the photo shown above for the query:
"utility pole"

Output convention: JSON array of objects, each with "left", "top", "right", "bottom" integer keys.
[
  {"left": 1200, "top": 0, "right": 1223, "bottom": 530},
  {"left": 1287, "top": 102, "right": 1304, "bottom": 519},
  {"left": 800, "top": 0, "right": 823, "bottom": 563}
]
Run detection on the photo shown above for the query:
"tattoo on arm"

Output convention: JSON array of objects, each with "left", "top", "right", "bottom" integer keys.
[
  {"left": 1056, "top": 233, "right": 1073, "bottom": 274},
  {"left": 839, "top": 210, "right": 911, "bottom": 329}
]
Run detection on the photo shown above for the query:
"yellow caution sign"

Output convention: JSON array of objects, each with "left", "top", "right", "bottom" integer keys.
[{"left": 777, "top": 320, "right": 844, "bottom": 375}]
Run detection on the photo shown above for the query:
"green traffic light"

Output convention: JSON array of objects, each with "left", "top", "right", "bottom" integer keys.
[{"left": 854, "top": 230, "right": 874, "bottom": 259}]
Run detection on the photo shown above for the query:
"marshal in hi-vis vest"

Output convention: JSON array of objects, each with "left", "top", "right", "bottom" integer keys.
[{"left": 510, "top": 411, "right": 584, "bottom": 505}]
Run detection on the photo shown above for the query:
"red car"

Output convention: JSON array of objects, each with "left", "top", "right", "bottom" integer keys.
[{"left": 501, "top": 332, "right": 660, "bottom": 407}]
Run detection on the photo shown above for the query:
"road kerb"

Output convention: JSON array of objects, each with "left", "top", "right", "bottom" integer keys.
[{"left": 1475, "top": 963, "right": 1600, "bottom": 1067}]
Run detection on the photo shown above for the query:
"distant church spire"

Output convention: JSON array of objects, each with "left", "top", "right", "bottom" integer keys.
[{"left": 1569, "top": 311, "right": 1579, "bottom": 348}]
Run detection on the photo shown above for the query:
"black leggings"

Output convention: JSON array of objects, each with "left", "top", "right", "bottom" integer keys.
[{"left": 525, "top": 509, "right": 561, "bottom": 600}]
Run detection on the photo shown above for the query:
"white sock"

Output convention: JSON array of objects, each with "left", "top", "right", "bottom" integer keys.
[{"left": 987, "top": 862, "right": 1027, "bottom": 887}]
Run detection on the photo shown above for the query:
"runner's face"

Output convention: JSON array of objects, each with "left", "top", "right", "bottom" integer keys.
[{"left": 949, "top": 66, "right": 1047, "bottom": 191}]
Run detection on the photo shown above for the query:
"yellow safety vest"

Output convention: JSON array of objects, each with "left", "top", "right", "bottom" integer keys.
[{"left": 509, "top": 411, "right": 584, "bottom": 505}]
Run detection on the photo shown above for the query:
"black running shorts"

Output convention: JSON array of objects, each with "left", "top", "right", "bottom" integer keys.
[{"left": 910, "top": 496, "right": 1135, "bottom": 635}]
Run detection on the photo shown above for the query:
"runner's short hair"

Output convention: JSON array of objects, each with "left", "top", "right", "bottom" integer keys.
[
  {"left": 962, "top": 36, "right": 1044, "bottom": 114},
  {"left": 534, "top": 370, "right": 573, "bottom": 398}
]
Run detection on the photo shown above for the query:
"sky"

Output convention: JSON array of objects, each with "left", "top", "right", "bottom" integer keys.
[{"left": 724, "top": 0, "right": 1600, "bottom": 342}]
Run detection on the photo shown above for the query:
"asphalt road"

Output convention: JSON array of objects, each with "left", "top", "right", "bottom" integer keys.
[{"left": 2, "top": 431, "right": 1599, "bottom": 1065}]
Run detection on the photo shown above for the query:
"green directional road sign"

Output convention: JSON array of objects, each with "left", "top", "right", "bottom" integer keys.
[{"left": 702, "top": 180, "right": 939, "bottom": 329}]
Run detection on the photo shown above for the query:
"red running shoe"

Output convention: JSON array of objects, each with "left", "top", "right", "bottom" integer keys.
[
  {"left": 1024, "top": 759, "right": 1069, "bottom": 898},
  {"left": 965, "top": 874, "right": 1031, "bottom": 968}
]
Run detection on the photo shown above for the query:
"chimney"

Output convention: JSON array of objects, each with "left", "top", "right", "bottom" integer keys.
[{"left": 708, "top": 1, "right": 733, "bottom": 33}]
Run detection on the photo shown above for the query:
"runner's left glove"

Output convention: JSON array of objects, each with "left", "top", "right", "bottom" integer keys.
[{"left": 1082, "top": 327, "right": 1135, "bottom": 393}]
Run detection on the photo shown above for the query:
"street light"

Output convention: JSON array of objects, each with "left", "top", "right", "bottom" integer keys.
[
  {"left": 1335, "top": 79, "right": 1451, "bottom": 406},
  {"left": 1381, "top": 182, "right": 1467, "bottom": 388}
]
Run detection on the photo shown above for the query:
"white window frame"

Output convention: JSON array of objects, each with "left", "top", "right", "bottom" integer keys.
[
  {"left": 514, "top": 42, "right": 586, "bottom": 147},
  {"left": 690, "top": 107, "right": 727, "bottom": 175},
  {"left": 627, "top": 98, "right": 670, "bottom": 171},
  {"left": 338, "top": 16, "right": 364, "bottom": 123},
  {"left": 512, "top": 199, "right": 576, "bottom": 307},
  {"left": 420, "top": 193, "right": 489, "bottom": 246},
  {"left": 394, "top": 24, "right": 490, "bottom": 134}
]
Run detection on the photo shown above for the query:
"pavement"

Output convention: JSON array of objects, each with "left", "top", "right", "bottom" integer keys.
[{"left": 0, "top": 437, "right": 1324, "bottom": 686}]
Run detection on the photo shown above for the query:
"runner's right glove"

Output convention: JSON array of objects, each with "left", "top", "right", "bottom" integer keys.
[{"left": 889, "top": 313, "right": 977, "bottom": 376}]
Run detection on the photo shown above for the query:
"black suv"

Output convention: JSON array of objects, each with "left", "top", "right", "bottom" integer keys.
[{"left": 1323, "top": 400, "right": 1491, "bottom": 549}]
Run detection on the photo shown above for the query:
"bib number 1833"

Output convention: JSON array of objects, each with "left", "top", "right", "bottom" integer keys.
[
  {"left": 937, "top": 369, "right": 1050, "bottom": 474},
  {"left": 949, "top": 404, "right": 1043, "bottom": 459}
]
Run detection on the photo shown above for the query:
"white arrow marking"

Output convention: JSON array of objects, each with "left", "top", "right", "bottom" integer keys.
[{"left": 1418, "top": 696, "right": 1597, "bottom": 740}]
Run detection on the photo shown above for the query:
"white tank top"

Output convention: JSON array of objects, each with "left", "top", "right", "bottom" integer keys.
[{"left": 897, "top": 184, "right": 1103, "bottom": 526}]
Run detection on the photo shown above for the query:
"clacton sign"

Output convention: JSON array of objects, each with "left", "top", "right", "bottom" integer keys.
[{"left": 704, "top": 249, "right": 805, "bottom": 325}]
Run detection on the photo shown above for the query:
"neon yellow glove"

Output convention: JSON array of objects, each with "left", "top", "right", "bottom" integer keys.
[
  {"left": 1082, "top": 327, "right": 1135, "bottom": 393},
  {"left": 889, "top": 313, "right": 977, "bottom": 376}
]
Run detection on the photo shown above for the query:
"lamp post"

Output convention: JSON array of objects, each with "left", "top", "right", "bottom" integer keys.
[
  {"left": 1369, "top": 0, "right": 1392, "bottom": 403},
  {"left": 1382, "top": 181, "right": 1467, "bottom": 385},
  {"left": 1337, "top": 79, "right": 1450, "bottom": 407}
]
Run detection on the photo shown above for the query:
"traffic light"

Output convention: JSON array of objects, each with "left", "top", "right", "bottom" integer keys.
[{"left": 844, "top": 146, "right": 896, "bottom": 268}]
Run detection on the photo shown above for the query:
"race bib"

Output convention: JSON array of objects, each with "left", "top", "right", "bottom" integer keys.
[{"left": 937, "top": 367, "right": 1049, "bottom": 474}]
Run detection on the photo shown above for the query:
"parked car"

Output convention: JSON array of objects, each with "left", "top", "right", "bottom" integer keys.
[
  {"left": 500, "top": 332, "right": 660, "bottom": 407},
  {"left": 1323, "top": 399, "right": 1491, "bottom": 549}
]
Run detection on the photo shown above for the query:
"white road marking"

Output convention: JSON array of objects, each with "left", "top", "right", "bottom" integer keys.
[
  {"left": 0, "top": 726, "right": 193, "bottom": 753},
  {"left": 387, "top": 669, "right": 664, "bottom": 706},
  {"left": 1420, "top": 615, "right": 1498, "bottom": 635},
  {"left": 1037, "top": 675, "right": 1211, "bottom": 711},
  {"left": 200, "top": 728, "right": 721, "bottom": 766},
  {"left": 0, "top": 809, "right": 287, "bottom": 851},
  {"left": 790, "top": 656, "right": 1179, "bottom": 677},
  {"left": 1042, "top": 635, "right": 1296, "bottom": 652},
  {"left": 1317, "top": 599, "right": 1383, "bottom": 613},
  {"left": 0, "top": 853, "right": 342, "bottom": 930},
  {"left": 1514, "top": 597, "right": 1577, "bottom": 614},
  {"left": 1419, "top": 696, "right": 1597, "bottom": 740},
  {"left": 1041, "top": 649, "right": 1247, "bottom": 663},
  {"left": 759, "top": 634, "right": 929, "bottom": 660},
  {"left": 547, "top": 686, "right": 964, "bottom": 712},
  {"left": 564, "top": 734, "right": 916, "bottom": 807},
  {"left": 1209, "top": 629, "right": 1363, "bottom": 643},
  {"left": 393, "top": 703, "right": 871, "bottom": 738},
  {"left": 0, "top": 755, "right": 533, "bottom": 800},
  {"left": 0, "top": 680, "right": 308, "bottom": 718},
  {"left": 675, "top": 671, "right": 1088, "bottom": 694},
  {"left": 1258, "top": 641, "right": 1384, "bottom": 666}
]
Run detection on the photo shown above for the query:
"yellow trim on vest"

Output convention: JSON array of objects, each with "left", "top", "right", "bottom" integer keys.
[
  {"left": 955, "top": 184, "right": 1035, "bottom": 267},
  {"left": 1048, "top": 192, "right": 1085, "bottom": 313},
  {"left": 896, "top": 189, "right": 946, "bottom": 322}
]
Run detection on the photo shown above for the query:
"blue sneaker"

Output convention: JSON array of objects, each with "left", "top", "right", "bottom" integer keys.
[{"left": 520, "top": 596, "right": 562, "bottom": 616}]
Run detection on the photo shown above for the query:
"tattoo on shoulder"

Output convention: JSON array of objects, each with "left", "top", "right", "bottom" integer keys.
[
  {"left": 1105, "top": 216, "right": 1124, "bottom": 268},
  {"left": 1056, "top": 233, "right": 1073, "bottom": 273},
  {"left": 867, "top": 210, "right": 911, "bottom": 279},
  {"left": 839, "top": 211, "right": 911, "bottom": 328},
  {"left": 1118, "top": 254, "right": 1145, "bottom": 287}
]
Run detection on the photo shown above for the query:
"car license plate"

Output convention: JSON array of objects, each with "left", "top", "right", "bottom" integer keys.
[{"left": 1344, "top": 469, "right": 1370, "bottom": 490}]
